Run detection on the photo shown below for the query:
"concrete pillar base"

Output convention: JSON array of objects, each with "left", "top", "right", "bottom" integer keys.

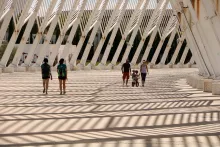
[
  {"left": 84, "top": 64, "right": 91, "bottom": 70},
  {"left": 75, "top": 63, "right": 84, "bottom": 70},
  {"left": 156, "top": 63, "right": 164, "bottom": 68},
  {"left": 106, "top": 63, "right": 113, "bottom": 70},
  {"left": 167, "top": 63, "right": 173, "bottom": 68},
  {"left": 3, "top": 67, "right": 14, "bottom": 73},
  {"left": 15, "top": 67, "right": 27, "bottom": 72},
  {"left": 191, "top": 64, "right": 197, "bottom": 68},
  {"left": 212, "top": 81, "right": 220, "bottom": 95},
  {"left": 113, "top": 64, "right": 122, "bottom": 70},
  {"left": 191, "top": 75, "right": 198, "bottom": 88},
  {"left": 203, "top": 79, "right": 213, "bottom": 92},
  {"left": 28, "top": 66, "right": 41, "bottom": 72},
  {"left": 159, "top": 64, "right": 173, "bottom": 68},
  {"left": 186, "top": 74, "right": 204, "bottom": 90},
  {"left": 196, "top": 77, "right": 204, "bottom": 90},
  {"left": 185, "top": 64, "right": 192, "bottom": 68},
  {"left": 94, "top": 63, "right": 105, "bottom": 70},
  {"left": 174, "top": 63, "right": 184, "bottom": 68}
]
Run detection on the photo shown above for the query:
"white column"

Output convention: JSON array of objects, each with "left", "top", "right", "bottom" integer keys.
[
  {"left": 151, "top": 15, "right": 178, "bottom": 65},
  {"left": 183, "top": 0, "right": 216, "bottom": 76},
  {"left": 59, "top": 20, "right": 81, "bottom": 60},
  {"left": 0, "top": 0, "right": 7, "bottom": 17},
  {"left": 34, "top": 17, "right": 59, "bottom": 66},
  {"left": 160, "top": 30, "right": 176, "bottom": 64},
  {"left": 140, "top": 29, "right": 157, "bottom": 62},
  {"left": 89, "top": 0, "right": 124, "bottom": 67},
  {"left": 110, "top": 0, "right": 145, "bottom": 67},
  {"left": 140, "top": 1, "right": 169, "bottom": 63},
  {"left": 201, "top": 0, "right": 220, "bottom": 42},
  {"left": 34, "top": 1, "right": 66, "bottom": 66},
  {"left": 48, "top": 0, "right": 82, "bottom": 66},
  {"left": 90, "top": 37, "right": 105, "bottom": 66},
  {"left": 111, "top": 39, "right": 125, "bottom": 65},
  {"left": 169, "top": 38, "right": 184, "bottom": 65},
  {"left": 97, "top": 0, "right": 129, "bottom": 68},
  {"left": 0, "top": 10, "right": 13, "bottom": 48},
  {"left": 99, "top": 27, "right": 119, "bottom": 65},
  {"left": 79, "top": 0, "right": 109, "bottom": 67},
  {"left": 120, "top": 28, "right": 139, "bottom": 63},
  {"left": 79, "top": 24, "right": 100, "bottom": 66},
  {"left": 10, "top": 0, "right": 44, "bottom": 67},
  {"left": 131, "top": 0, "right": 168, "bottom": 65},
  {"left": 0, "top": 1, "right": 33, "bottom": 67},
  {"left": 23, "top": 0, "right": 58, "bottom": 66},
  {"left": 59, "top": 0, "right": 88, "bottom": 62},
  {"left": 151, "top": 39, "right": 164, "bottom": 64},
  {"left": 189, "top": 55, "right": 195, "bottom": 64},
  {"left": 131, "top": 37, "right": 145, "bottom": 65},
  {"left": 184, "top": 25, "right": 209, "bottom": 76},
  {"left": 179, "top": 46, "right": 189, "bottom": 64},
  {"left": 170, "top": 0, "right": 211, "bottom": 76},
  {"left": 120, "top": 0, "right": 150, "bottom": 64},
  {"left": 69, "top": 0, "right": 103, "bottom": 67}
]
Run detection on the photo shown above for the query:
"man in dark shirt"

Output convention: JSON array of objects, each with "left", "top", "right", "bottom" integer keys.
[{"left": 121, "top": 60, "right": 131, "bottom": 86}]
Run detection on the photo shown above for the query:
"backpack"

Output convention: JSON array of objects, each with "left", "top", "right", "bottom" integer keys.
[
  {"left": 58, "top": 64, "right": 66, "bottom": 77},
  {"left": 41, "top": 64, "right": 50, "bottom": 76}
]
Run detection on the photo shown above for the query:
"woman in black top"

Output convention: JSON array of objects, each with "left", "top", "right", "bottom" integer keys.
[{"left": 41, "top": 58, "right": 52, "bottom": 94}]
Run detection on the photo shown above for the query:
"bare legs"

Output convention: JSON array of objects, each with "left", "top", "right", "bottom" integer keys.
[
  {"left": 43, "top": 79, "right": 49, "bottom": 94},
  {"left": 122, "top": 78, "right": 128, "bottom": 86},
  {"left": 126, "top": 79, "right": 128, "bottom": 86},
  {"left": 59, "top": 79, "right": 66, "bottom": 94}
]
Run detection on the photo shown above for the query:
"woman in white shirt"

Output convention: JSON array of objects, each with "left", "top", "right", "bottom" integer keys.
[{"left": 140, "top": 60, "right": 149, "bottom": 87}]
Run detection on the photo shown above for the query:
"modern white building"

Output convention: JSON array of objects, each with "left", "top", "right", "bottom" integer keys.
[
  {"left": 0, "top": 0, "right": 219, "bottom": 77},
  {"left": 0, "top": 0, "right": 196, "bottom": 72}
]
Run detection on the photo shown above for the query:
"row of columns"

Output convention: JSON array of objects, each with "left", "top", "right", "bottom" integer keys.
[{"left": 0, "top": 0, "right": 194, "bottom": 73}]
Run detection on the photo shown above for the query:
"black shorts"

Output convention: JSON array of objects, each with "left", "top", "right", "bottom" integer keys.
[
  {"left": 42, "top": 76, "right": 50, "bottom": 79},
  {"left": 58, "top": 76, "right": 67, "bottom": 80}
]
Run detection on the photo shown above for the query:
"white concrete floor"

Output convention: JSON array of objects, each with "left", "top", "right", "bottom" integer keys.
[{"left": 0, "top": 68, "right": 220, "bottom": 147}]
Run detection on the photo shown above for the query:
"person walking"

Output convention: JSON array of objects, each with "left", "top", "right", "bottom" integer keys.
[
  {"left": 140, "top": 60, "right": 149, "bottom": 87},
  {"left": 121, "top": 60, "right": 131, "bottom": 86},
  {"left": 57, "top": 58, "right": 67, "bottom": 95},
  {"left": 41, "top": 58, "right": 52, "bottom": 94}
]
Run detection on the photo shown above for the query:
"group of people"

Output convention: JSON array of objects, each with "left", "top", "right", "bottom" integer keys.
[
  {"left": 41, "top": 59, "right": 148, "bottom": 94},
  {"left": 121, "top": 60, "right": 149, "bottom": 87},
  {"left": 41, "top": 58, "right": 67, "bottom": 95}
]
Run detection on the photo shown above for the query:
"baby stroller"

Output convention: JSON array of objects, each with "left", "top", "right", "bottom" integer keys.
[{"left": 132, "top": 70, "right": 139, "bottom": 87}]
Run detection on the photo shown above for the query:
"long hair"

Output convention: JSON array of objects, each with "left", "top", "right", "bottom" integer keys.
[{"left": 59, "top": 58, "right": 64, "bottom": 64}]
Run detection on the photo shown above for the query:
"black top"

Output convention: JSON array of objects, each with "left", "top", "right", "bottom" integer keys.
[
  {"left": 41, "top": 63, "right": 50, "bottom": 78},
  {"left": 122, "top": 63, "right": 131, "bottom": 72}
]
